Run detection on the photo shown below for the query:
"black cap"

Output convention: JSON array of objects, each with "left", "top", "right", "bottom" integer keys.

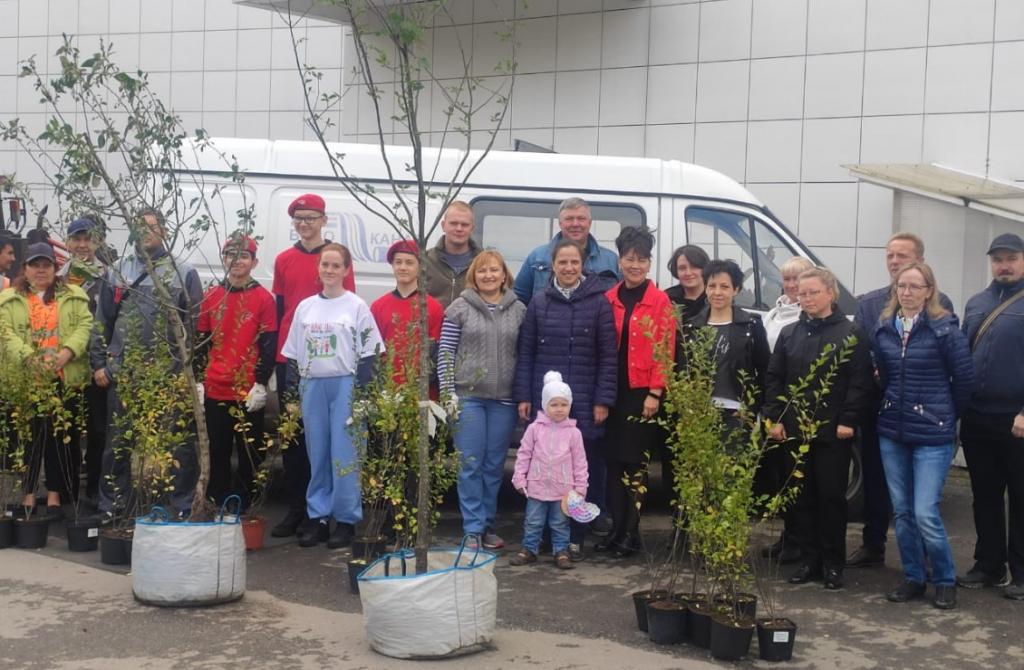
[
  {"left": 24, "top": 242, "right": 56, "bottom": 264},
  {"left": 986, "top": 233, "right": 1024, "bottom": 255}
]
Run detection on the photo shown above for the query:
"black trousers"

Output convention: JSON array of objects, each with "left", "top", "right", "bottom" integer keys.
[
  {"left": 755, "top": 438, "right": 799, "bottom": 545},
  {"left": 961, "top": 410, "right": 1024, "bottom": 582},
  {"left": 859, "top": 416, "right": 892, "bottom": 552},
  {"left": 83, "top": 380, "right": 107, "bottom": 497},
  {"left": 23, "top": 410, "right": 80, "bottom": 501},
  {"left": 789, "top": 439, "right": 852, "bottom": 570},
  {"left": 276, "top": 362, "right": 310, "bottom": 516},
  {"left": 204, "top": 398, "right": 264, "bottom": 511},
  {"left": 605, "top": 461, "right": 646, "bottom": 542}
]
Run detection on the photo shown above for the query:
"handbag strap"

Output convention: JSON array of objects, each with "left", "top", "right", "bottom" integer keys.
[{"left": 971, "top": 288, "right": 1024, "bottom": 351}]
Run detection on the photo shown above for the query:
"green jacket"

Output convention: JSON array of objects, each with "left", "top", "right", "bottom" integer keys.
[{"left": 0, "top": 284, "right": 94, "bottom": 387}]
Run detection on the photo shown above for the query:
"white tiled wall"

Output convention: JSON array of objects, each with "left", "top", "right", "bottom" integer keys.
[{"left": 4, "top": 0, "right": 1024, "bottom": 295}]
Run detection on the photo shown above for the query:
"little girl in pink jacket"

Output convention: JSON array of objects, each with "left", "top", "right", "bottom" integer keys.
[{"left": 510, "top": 371, "right": 589, "bottom": 570}]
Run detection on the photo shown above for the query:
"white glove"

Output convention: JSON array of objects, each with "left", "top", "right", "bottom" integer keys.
[
  {"left": 445, "top": 393, "right": 460, "bottom": 421},
  {"left": 245, "top": 383, "right": 268, "bottom": 413},
  {"left": 195, "top": 382, "right": 205, "bottom": 405}
]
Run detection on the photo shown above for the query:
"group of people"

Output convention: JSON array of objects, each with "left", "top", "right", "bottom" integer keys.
[{"left": 1, "top": 193, "right": 1022, "bottom": 612}]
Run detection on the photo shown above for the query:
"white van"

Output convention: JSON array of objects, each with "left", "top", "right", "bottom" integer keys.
[{"left": 167, "top": 138, "right": 857, "bottom": 316}]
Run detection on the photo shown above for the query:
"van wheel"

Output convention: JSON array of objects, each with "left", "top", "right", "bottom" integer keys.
[{"left": 846, "top": 440, "right": 864, "bottom": 522}]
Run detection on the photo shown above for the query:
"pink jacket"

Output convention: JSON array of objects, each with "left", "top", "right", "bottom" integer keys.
[{"left": 512, "top": 411, "right": 589, "bottom": 501}]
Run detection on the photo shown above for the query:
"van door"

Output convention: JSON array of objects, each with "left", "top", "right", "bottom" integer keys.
[{"left": 681, "top": 204, "right": 855, "bottom": 313}]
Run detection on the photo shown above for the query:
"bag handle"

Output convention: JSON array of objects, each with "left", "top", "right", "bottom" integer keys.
[
  {"left": 971, "top": 287, "right": 1024, "bottom": 351},
  {"left": 218, "top": 495, "right": 243, "bottom": 523},
  {"left": 454, "top": 533, "right": 483, "bottom": 567},
  {"left": 382, "top": 549, "right": 414, "bottom": 577},
  {"left": 146, "top": 506, "right": 171, "bottom": 522}
]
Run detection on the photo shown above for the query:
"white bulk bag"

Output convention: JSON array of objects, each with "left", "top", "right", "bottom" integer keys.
[
  {"left": 358, "top": 539, "right": 497, "bottom": 659},
  {"left": 132, "top": 499, "right": 246, "bottom": 607}
]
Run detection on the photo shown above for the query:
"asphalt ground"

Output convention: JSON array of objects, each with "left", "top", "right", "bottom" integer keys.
[{"left": 1, "top": 462, "right": 1021, "bottom": 669}]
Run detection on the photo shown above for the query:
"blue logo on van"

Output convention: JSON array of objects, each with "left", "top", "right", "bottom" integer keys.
[{"left": 289, "top": 211, "right": 401, "bottom": 264}]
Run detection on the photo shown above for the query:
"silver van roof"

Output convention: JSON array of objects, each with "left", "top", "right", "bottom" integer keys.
[{"left": 187, "top": 138, "right": 765, "bottom": 208}]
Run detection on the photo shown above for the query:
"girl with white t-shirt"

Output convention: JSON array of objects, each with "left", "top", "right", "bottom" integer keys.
[{"left": 281, "top": 243, "right": 384, "bottom": 549}]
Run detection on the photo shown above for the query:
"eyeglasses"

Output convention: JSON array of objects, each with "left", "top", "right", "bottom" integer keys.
[
  {"left": 796, "top": 289, "right": 824, "bottom": 299},
  {"left": 292, "top": 215, "right": 323, "bottom": 224},
  {"left": 895, "top": 283, "right": 930, "bottom": 293}
]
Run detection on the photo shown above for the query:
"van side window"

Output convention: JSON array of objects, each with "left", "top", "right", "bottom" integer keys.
[
  {"left": 752, "top": 219, "right": 797, "bottom": 308},
  {"left": 685, "top": 207, "right": 758, "bottom": 308},
  {"left": 471, "top": 199, "right": 645, "bottom": 276}
]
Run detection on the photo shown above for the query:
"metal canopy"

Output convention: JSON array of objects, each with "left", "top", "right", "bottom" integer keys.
[
  {"left": 233, "top": 0, "right": 351, "bottom": 24},
  {"left": 844, "top": 163, "right": 1024, "bottom": 223}
]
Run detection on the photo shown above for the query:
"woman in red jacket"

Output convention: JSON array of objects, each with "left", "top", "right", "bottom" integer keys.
[{"left": 598, "top": 227, "right": 676, "bottom": 557}]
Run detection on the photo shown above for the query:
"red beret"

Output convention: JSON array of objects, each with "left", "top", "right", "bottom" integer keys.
[
  {"left": 223, "top": 235, "right": 258, "bottom": 258},
  {"left": 386, "top": 239, "right": 420, "bottom": 264},
  {"left": 288, "top": 193, "right": 326, "bottom": 217}
]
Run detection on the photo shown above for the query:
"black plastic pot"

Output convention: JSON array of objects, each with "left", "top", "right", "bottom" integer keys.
[
  {"left": 710, "top": 614, "right": 755, "bottom": 661},
  {"left": 646, "top": 599, "right": 687, "bottom": 645},
  {"left": 14, "top": 516, "right": 50, "bottom": 549},
  {"left": 676, "top": 592, "right": 707, "bottom": 643},
  {"left": 351, "top": 536, "right": 388, "bottom": 561},
  {"left": 631, "top": 589, "right": 668, "bottom": 632},
  {"left": 66, "top": 519, "right": 100, "bottom": 552},
  {"left": 99, "top": 530, "right": 133, "bottom": 565},
  {"left": 757, "top": 617, "right": 797, "bottom": 662},
  {"left": 688, "top": 601, "right": 713, "bottom": 649},
  {"left": 0, "top": 517, "right": 13, "bottom": 548},
  {"left": 713, "top": 592, "right": 759, "bottom": 620},
  {"left": 348, "top": 559, "right": 368, "bottom": 594}
]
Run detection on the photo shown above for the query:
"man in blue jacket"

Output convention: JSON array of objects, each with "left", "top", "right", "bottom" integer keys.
[
  {"left": 958, "top": 233, "right": 1024, "bottom": 600},
  {"left": 849, "top": 232, "right": 956, "bottom": 569},
  {"left": 513, "top": 197, "right": 620, "bottom": 302}
]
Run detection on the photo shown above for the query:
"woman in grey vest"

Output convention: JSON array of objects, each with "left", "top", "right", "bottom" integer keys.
[{"left": 438, "top": 250, "right": 527, "bottom": 549}]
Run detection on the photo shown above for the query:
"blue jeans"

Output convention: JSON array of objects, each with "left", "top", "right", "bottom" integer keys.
[
  {"left": 454, "top": 397, "right": 518, "bottom": 535},
  {"left": 300, "top": 375, "right": 362, "bottom": 524},
  {"left": 879, "top": 437, "right": 957, "bottom": 585},
  {"left": 522, "top": 498, "right": 570, "bottom": 554}
]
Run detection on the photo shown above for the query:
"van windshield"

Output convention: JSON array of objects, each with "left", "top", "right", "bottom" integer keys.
[{"left": 685, "top": 207, "right": 794, "bottom": 311}]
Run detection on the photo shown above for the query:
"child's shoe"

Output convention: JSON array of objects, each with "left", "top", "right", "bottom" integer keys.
[
  {"left": 509, "top": 548, "right": 537, "bottom": 566},
  {"left": 554, "top": 551, "right": 574, "bottom": 570}
]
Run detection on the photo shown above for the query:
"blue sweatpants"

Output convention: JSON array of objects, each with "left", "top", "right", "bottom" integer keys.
[{"left": 300, "top": 375, "right": 362, "bottom": 524}]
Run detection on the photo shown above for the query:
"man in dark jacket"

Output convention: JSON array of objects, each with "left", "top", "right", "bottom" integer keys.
[
  {"left": 91, "top": 209, "right": 204, "bottom": 519},
  {"left": 958, "top": 233, "right": 1024, "bottom": 600},
  {"left": 764, "top": 267, "right": 873, "bottom": 590},
  {"left": 849, "top": 232, "right": 956, "bottom": 568},
  {"left": 422, "top": 201, "right": 481, "bottom": 309}
]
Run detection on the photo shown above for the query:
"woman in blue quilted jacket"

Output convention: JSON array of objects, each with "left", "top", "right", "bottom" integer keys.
[
  {"left": 872, "top": 262, "right": 974, "bottom": 610},
  {"left": 512, "top": 239, "right": 618, "bottom": 561}
]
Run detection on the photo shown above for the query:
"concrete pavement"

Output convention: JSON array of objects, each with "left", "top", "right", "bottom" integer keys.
[{"left": 1, "top": 468, "right": 1021, "bottom": 669}]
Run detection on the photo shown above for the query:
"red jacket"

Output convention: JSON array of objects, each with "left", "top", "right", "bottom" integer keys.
[{"left": 605, "top": 281, "right": 676, "bottom": 390}]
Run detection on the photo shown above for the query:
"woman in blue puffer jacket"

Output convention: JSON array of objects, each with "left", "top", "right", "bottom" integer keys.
[
  {"left": 513, "top": 239, "right": 618, "bottom": 560},
  {"left": 872, "top": 262, "right": 974, "bottom": 611}
]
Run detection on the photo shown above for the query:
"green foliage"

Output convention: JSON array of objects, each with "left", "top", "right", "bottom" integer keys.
[
  {"left": 347, "top": 322, "right": 459, "bottom": 560},
  {"left": 0, "top": 321, "right": 83, "bottom": 519},
  {"left": 652, "top": 314, "right": 858, "bottom": 621}
]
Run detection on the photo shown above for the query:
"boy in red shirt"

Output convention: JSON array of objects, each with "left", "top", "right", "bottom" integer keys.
[
  {"left": 371, "top": 240, "right": 444, "bottom": 389},
  {"left": 197, "top": 235, "right": 277, "bottom": 509},
  {"left": 271, "top": 194, "right": 356, "bottom": 537}
]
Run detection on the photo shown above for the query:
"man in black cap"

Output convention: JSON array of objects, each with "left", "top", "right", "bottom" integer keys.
[
  {"left": 60, "top": 216, "right": 110, "bottom": 502},
  {"left": 958, "top": 232, "right": 1024, "bottom": 600}
]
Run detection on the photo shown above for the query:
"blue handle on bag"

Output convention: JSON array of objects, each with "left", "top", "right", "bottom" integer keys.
[
  {"left": 454, "top": 533, "right": 483, "bottom": 567},
  {"left": 382, "top": 548, "right": 414, "bottom": 577},
  {"left": 147, "top": 506, "right": 171, "bottom": 522},
  {"left": 218, "top": 495, "right": 243, "bottom": 523}
]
